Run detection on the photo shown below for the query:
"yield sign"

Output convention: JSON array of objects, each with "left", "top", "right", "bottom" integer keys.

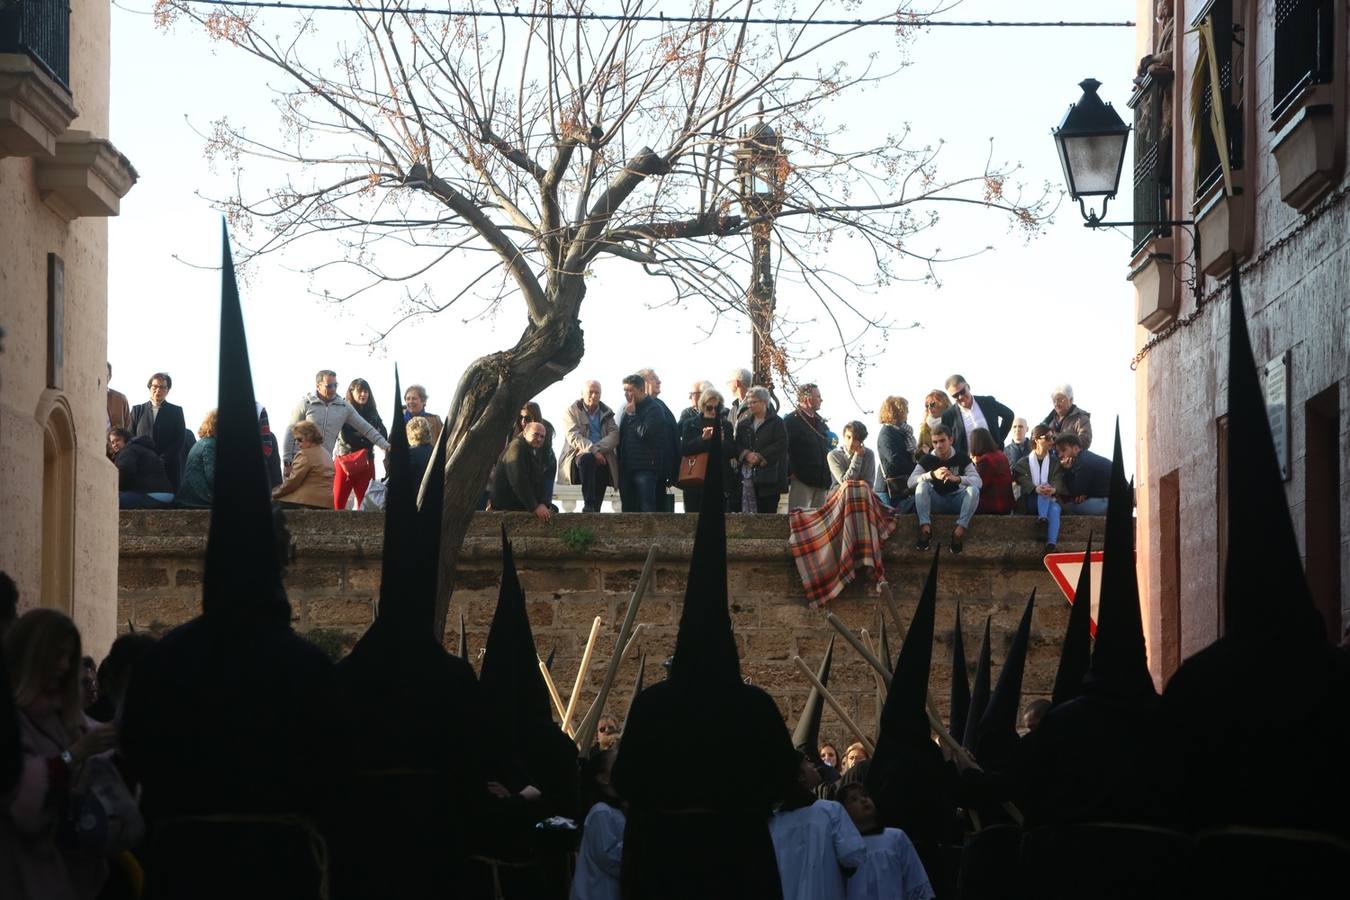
[{"left": 1043, "top": 550, "right": 1107, "bottom": 637}]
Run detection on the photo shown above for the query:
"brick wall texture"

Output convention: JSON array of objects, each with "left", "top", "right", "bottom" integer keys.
[{"left": 120, "top": 510, "right": 1104, "bottom": 751}]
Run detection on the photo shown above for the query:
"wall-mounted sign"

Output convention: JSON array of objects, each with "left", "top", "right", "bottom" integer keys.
[{"left": 1263, "top": 350, "right": 1290, "bottom": 482}]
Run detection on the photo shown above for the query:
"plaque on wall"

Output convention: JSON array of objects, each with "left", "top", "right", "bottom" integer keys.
[{"left": 1262, "top": 351, "right": 1290, "bottom": 482}]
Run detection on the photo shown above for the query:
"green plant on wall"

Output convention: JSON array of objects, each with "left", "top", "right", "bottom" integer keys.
[{"left": 560, "top": 526, "right": 595, "bottom": 554}]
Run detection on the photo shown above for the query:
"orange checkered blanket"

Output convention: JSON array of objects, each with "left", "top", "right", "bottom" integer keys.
[{"left": 787, "top": 481, "right": 896, "bottom": 605}]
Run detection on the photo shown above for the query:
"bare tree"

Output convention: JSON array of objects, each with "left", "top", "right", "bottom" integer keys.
[{"left": 155, "top": 0, "right": 1053, "bottom": 636}]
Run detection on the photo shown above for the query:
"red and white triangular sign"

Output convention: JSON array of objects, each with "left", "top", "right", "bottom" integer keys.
[{"left": 1043, "top": 551, "right": 1106, "bottom": 637}]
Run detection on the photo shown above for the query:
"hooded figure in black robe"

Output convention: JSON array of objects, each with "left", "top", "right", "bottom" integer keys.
[
  {"left": 329, "top": 371, "right": 488, "bottom": 899},
  {"left": 473, "top": 530, "right": 580, "bottom": 897},
  {"left": 1160, "top": 270, "right": 1350, "bottom": 837},
  {"left": 1015, "top": 428, "right": 1166, "bottom": 828},
  {"left": 792, "top": 638, "right": 840, "bottom": 798},
  {"left": 119, "top": 225, "right": 339, "bottom": 899},
  {"left": 613, "top": 414, "right": 798, "bottom": 900},
  {"left": 866, "top": 551, "right": 960, "bottom": 847}
]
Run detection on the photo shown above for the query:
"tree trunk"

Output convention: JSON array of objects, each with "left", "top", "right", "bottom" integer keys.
[{"left": 432, "top": 290, "right": 586, "bottom": 639}]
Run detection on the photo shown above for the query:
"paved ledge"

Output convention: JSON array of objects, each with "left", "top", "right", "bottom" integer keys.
[{"left": 121, "top": 509, "right": 1104, "bottom": 566}]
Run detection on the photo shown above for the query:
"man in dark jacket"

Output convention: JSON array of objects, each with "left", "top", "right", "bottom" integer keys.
[
  {"left": 490, "top": 424, "right": 553, "bottom": 521},
  {"left": 110, "top": 427, "right": 175, "bottom": 508},
  {"left": 940, "top": 373, "right": 1015, "bottom": 459},
  {"left": 782, "top": 383, "right": 832, "bottom": 510},
  {"left": 130, "top": 371, "right": 187, "bottom": 490},
  {"left": 1055, "top": 433, "right": 1111, "bottom": 515},
  {"left": 619, "top": 374, "right": 667, "bottom": 512}
]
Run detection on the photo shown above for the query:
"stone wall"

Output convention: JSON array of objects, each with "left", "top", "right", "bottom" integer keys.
[{"left": 119, "top": 510, "right": 1102, "bottom": 750}]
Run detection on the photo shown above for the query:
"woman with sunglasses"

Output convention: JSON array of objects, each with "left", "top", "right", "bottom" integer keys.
[
  {"left": 678, "top": 389, "right": 736, "bottom": 512},
  {"left": 915, "top": 390, "right": 951, "bottom": 462}
]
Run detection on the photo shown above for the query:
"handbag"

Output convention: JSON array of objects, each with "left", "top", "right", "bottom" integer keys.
[
  {"left": 335, "top": 447, "right": 370, "bottom": 478},
  {"left": 677, "top": 453, "right": 709, "bottom": 489},
  {"left": 67, "top": 753, "right": 145, "bottom": 856}
]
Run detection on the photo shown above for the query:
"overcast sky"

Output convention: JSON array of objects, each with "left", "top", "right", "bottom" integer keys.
[{"left": 107, "top": 1, "right": 1142, "bottom": 472}]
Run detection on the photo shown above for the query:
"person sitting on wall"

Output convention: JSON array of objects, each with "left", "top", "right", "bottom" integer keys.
[
  {"left": 1054, "top": 433, "right": 1111, "bottom": 516},
  {"left": 272, "top": 421, "right": 336, "bottom": 510},
  {"left": 175, "top": 410, "right": 219, "bottom": 509},
  {"left": 906, "top": 423, "right": 982, "bottom": 554},
  {"left": 490, "top": 422, "right": 553, "bottom": 523},
  {"left": 940, "top": 374, "right": 1015, "bottom": 460},
  {"left": 875, "top": 396, "right": 916, "bottom": 510},
  {"left": 914, "top": 391, "right": 950, "bottom": 463},
  {"left": 559, "top": 380, "right": 620, "bottom": 513},
  {"left": 407, "top": 416, "right": 435, "bottom": 488},
  {"left": 1013, "top": 424, "right": 1068, "bottom": 554},
  {"left": 970, "top": 427, "right": 1015, "bottom": 516},
  {"left": 827, "top": 421, "right": 877, "bottom": 489},
  {"left": 110, "top": 426, "right": 176, "bottom": 509}
]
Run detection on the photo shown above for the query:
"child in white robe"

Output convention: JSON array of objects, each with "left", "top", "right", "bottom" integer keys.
[
  {"left": 570, "top": 749, "right": 624, "bottom": 900},
  {"left": 838, "top": 782, "right": 935, "bottom": 900},
  {"left": 769, "top": 753, "right": 867, "bottom": 900}
]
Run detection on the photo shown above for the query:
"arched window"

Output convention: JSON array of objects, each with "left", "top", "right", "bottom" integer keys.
[{"left": 39, "top": 392, "right": 76, "bottom": 615}]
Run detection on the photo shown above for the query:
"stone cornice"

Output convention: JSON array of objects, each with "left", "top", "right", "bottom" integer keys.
[{"left": 35, "top": 129, "right": 139, "bottom": 220}]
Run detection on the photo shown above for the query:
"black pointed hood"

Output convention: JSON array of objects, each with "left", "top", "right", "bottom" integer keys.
[
  {"left": 877, "top": 550, "right": 940, "bottom": 741},
  {"left": 413, "top": 418, "right": 449, "bottom": 639},
  {"left": 792, "top": 637, "right": 834, "bottom": 759},
  {"left": 478, "top": 529, "right": 555, "bottom": 741},
  {"left": 1051, "top": 534, "right": 1095, "bottom": 708},
  {"left": 1085, "top": 425, "right": 1156, "bottom": 699},
  {"left": 949, "top": 602, "right": 971, "bottom": 747},
  {"left": 1222, "top": 269, "right": 1321, "bottom": 641},
  {"left": 622, "top": 652, "right": 646, "bottom": 733},
  {"left": 962, "top": 617, "right": 993, "bottom": 749},
  {"left": 669, "top": 410, "right": 738, "bottom": 685},
  {"left": 973, "top": 591, "right": 1035, "bottom": 769},
  {"left": 374, "top": 367, "right": 419, "bottom": 633},
  {"left": 203, "top": 222, "right": 288, "bottom": 626}
]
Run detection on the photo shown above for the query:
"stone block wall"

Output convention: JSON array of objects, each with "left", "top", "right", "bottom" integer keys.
[{"left": 119, "top": 510, "right": 1102, "bottom": 750}]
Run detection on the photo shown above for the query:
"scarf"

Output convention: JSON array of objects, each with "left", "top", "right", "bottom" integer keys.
[{"left": 1028, "top": 451, "right": 1050, "bottom": 487}]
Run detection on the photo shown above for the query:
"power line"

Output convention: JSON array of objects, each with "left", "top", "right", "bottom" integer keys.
[{"left": 177, "top": 0, "right": 1135, "bottom": 28}]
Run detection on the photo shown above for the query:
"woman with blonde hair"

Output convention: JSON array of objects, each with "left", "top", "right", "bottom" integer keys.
[
  {"left": 915, "top": 391, "right": 950, "bottom": 462},
  {"left": 875, "top": 396, "right": 916, "bottom": 509},
  {"left": 176, "top": 409, "right": 219, "bottom": 508},
  {"left": 2, "top": 609, "right": 120, "bottom": 899},
  {"left": 273, "top": 420, "right": 336, "bottom": 509}
]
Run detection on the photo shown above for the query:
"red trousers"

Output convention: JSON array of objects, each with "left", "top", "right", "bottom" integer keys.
[{"left": 334, "top": 449, "right": 375, "bottom": 509}]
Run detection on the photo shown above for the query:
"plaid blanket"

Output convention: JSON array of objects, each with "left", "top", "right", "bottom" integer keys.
[{"left": 788, "top": 481, "right": 897, "bottom": 605}]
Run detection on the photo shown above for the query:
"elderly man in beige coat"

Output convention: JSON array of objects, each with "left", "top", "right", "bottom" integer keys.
[{"left": 559, "top": 380, "right": 620, "bottom": 512}]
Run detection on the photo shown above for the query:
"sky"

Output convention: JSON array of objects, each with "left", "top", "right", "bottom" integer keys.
[{"left": 107, "top": 1, "right": 1143, "bottom": 472}]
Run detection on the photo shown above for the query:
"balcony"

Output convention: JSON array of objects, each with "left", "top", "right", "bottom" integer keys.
[
  {"left": 1128, "top": 73, "right": 1178, "bottom": 331},
  {"left": 1269, "top": 0, "right": 1343, "bottom": 213},
  {"left": 0, "top": 0, "right": 77, "bottom": 158}
]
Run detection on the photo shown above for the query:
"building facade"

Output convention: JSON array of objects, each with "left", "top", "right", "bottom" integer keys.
[
  {"left": 1, "top": 0, "right": 137, "bottom": 654},
  {"left": 1127, "top": 0, "right": 1347, "bottom": 683}
]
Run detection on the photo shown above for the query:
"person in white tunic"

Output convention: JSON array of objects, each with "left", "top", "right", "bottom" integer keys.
[
  {"left": 571, "top": 750, "right": 625, "bottom": 900},
  {"left": 838, "top": 783, "right": 935, "bottom": 900},
  {"left": 769, "top": 755, "right": 867, "bottom": 900}
]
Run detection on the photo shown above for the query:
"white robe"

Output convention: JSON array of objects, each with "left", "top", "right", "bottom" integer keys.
[
  {"left": 845, "top": 828, "right": 935, "bottom": 900},
  {"left": 769, "top": 799, "right": 867, "bottom": 900},
  {"left": 570, "top": 802, "right": 625, "bottom": 900}
]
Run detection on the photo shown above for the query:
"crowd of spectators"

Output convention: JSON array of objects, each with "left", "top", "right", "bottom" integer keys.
[{"left": 106, "top": 363, "right": 1106, "bottom": 553}]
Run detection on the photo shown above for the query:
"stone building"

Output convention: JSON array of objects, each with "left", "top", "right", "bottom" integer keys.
[
  {"left": 1126, "top": 0, "right": 1346, "bottom": 683},
  {"left": 1, "top": 0, "right": 137, "bottom": 653}
]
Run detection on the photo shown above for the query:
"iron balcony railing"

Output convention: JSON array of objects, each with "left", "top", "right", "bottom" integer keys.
[
  {"left": 1272, "top": 0, "right": 1334, "bottom": 122},
  {"left": 1130, "top": 74, "right": 1172, "bottom": 256},
  {"left": 0, "top": 0, "right": 71, "bottom": 91}
]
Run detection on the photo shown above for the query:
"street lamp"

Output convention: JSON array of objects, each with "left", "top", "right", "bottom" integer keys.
[
  {"left": 735, "top": 106, "right": 788, "bottom": 391},
  {"left": 1052, "top": 78, "right": 1132, "bottom": 226}
]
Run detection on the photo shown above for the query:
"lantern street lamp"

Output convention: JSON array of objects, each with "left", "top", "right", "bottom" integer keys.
[
  {"left": 1053, "top": 78, "right": 1132, "bottom": 225},
  {"left": 735, "top": 105, "right": 788, "bottom": 392}
]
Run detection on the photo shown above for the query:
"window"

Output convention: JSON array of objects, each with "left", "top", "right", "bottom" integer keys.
[
  {"left": 1130, "top": 74, "right": 1173, "bottom": 256},
  {"left": 1192, "top": 0, "right": 1245, "bottom": 200},
  {"left": 1272, "top": 0, "right": 1335, "bottom": 121}
]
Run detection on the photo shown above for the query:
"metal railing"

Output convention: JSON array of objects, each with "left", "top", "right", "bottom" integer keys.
[
  {"left": 1130, "top": 74, "right": 1172, "bottom": 256},
  {"left": 0, "top": 0, "right": 71, "bottom": 91},
  {"left": 1195, "top": 3, "right": 1240, "bottom": 201},
  {"left": 1272, "top": 0, "right": 1334, "bottom": 122}
]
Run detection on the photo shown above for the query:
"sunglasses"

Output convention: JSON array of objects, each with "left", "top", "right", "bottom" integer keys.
[
  {"left": 703, "top": 404, "right": 718, "bottom": 411},
  {"left": 952, "top": 387, "right": 969, "bottom": 399}
]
